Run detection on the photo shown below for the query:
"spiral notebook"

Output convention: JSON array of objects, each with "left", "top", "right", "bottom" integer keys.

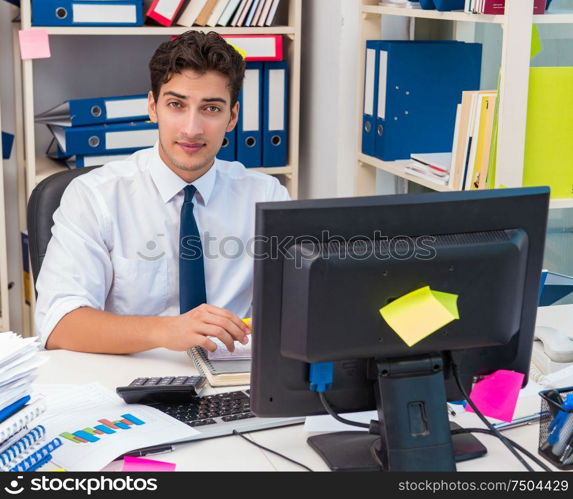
[
  {"left": 187, "top": 347, "right": 250, "bottom": 387},
  {"left": 0, "top": 424, "right": 46, "bottom": 468},
  {"left": 0, "top": 399, "right": 47, "bottom": 443}
]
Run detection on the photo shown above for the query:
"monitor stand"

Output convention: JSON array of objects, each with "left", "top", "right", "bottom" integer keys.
[{"left": 307, "top": 355, "right": 486, "bottom": 471}]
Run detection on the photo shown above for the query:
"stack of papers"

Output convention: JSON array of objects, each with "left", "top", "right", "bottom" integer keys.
[
  {"left": 35, "top": 383, "right": 200, "bottom": 471},
  {"left": 405, "top": 152, "right": 452, "bottom": 186},
  {"left": 0, "top": 332, "right": 46, "bottom": 417}
]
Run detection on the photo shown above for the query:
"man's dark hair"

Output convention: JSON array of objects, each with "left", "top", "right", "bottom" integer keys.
[{"left": 149, "top": 31, "right": 246, "bottom": 107}]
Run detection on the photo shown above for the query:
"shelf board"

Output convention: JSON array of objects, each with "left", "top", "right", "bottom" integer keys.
[
  {"left": 362, "top": 5, "right": 573, "bottom": 24},
  {"left": 362, "top": 5, "right": 505, "bottom": 23},
  {"left": 359, "top": 153, "right": 454, "bottom": 192},
  {"left": 549, "top": 198, "right": 573, "bottom": 210},
  {"left": 27, "top": 26, "right": 296, "bottom": 36},
  {"left": 35, "top": 157, "right": 292, "bottom": 185},
  {"left": 534, "top": 11, "right": 573, "bottom": 24}
]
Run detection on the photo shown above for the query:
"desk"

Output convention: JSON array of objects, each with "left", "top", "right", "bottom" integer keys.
[{"left": 36, "top": 348, "right": 552, "bottom": 472}]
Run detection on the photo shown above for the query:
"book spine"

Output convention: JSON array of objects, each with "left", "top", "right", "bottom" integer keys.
[{"left": 481, "top": 0, "right": 504, "bottom": 15}]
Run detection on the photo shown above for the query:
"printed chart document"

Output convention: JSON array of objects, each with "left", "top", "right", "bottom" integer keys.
[{"left": 35, "top": 383, "right": 199, "bottom": 471}]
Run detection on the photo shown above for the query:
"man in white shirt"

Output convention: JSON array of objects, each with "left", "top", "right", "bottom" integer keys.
[{"left": 35, "top": 31, "right": 290, "bottom": 354}]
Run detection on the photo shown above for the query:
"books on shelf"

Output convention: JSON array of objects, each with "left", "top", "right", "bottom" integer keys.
[
  {"left": 465, "top": 0, "right": 546, "bottom": 15},
  {"left": 177, "top": 0, "right": 282, "bottom": 27},
  {"left": 405, "top": 152, "right": 452, "bottom": 186}
]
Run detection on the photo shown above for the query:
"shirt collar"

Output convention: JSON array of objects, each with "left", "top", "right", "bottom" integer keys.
[{"left": 149, "top": 143, "right": 218, "bottom": 206}]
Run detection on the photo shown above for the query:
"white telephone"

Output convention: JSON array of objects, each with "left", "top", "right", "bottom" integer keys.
[{"left": 532, "top": 326, "right": 573, "bottom": 376}]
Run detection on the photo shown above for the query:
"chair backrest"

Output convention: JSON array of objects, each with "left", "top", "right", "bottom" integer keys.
[{"left": 27, "top": 167, "right": 97, "bottom": 286}]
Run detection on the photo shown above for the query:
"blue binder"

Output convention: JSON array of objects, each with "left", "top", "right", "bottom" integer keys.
[
  {"left": 262, "top": 61, "right": 288, "bottom": 167},
  {"left": 2, "top": 131, "right": 14, "bottom": 160},
  {"left": 237, "top": 62, "right": 263, "bottom": 168},
  {"left": 36, "top": 94, "right": 149, "bottom": 127},
  {"left": 31, "top": 0, "right": 144, "bottom": 27},
  {"left": 372, "top": 40, "right": 482, "bottom": 162},
  {"left": 48, "top": 121, "right": 158, "bottom": 156},
  {"left": 362, "top": 42, "right": 380, "bottom": 157},
  {"left": 218, "top": 129, "right": 236, "bottom": 162}
]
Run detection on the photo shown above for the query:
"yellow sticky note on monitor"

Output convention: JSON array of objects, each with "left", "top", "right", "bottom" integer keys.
[{"left": 379, "top": 286, "right": 459, "bottom": 347}]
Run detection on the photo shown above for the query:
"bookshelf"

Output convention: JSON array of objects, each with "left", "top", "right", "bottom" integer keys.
[
  {"left": 355, "top": 0, "right": 572, "bottom": 209},
  {"left": 14, "top": 0, "right": 302, "bottom": 335},
  {"left": 0, "top": 102, "right": 11, "bottom": 332}
]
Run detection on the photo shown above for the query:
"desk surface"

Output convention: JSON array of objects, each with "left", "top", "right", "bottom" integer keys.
[{"left": 36, "top": 348, "right": 552, "bottom": 472}]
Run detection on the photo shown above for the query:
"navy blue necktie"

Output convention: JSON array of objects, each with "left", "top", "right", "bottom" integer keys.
[{"left": 179, "top": 185, "right": 207, "bottom": 314}]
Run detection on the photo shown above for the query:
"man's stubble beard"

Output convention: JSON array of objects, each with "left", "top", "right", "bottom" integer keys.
[{"left": 159, "top": 139, "right": 214, "bottom": 173}]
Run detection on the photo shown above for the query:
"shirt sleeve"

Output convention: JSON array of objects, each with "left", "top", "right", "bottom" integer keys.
[
  {"left": 34, "top": 177, "right": 113, "bottom": 349},
  {"left": 266, "top": 177, "right": 291, "bottom": 202}
]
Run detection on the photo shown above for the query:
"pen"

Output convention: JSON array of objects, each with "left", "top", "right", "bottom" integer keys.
[
  {"left": 116, "top": 444, "right": 174, "bottom": 460},
  {"left": 492, "top": 412, "right": 543, "bottom": 432}
]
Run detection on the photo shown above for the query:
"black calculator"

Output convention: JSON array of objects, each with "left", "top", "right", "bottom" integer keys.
[{"left": 116, "top": 376, "right": 206, "bottom": 404}]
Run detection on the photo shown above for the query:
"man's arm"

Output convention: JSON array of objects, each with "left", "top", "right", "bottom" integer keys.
[
  {"left": 46, "top": 303, "right": 250, "bottom": 354},
  {"left": 36, "top": 178, "right": 249, "bottom": 354}
]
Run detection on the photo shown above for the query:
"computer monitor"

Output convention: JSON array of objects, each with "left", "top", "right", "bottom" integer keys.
[{"left": 250, "top": 187, "right": 549, "bottom": 471}]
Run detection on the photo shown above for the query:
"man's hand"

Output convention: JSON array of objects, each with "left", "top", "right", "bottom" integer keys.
[{"left": 160, "top": 304, "right": 251, "bottom": 353}]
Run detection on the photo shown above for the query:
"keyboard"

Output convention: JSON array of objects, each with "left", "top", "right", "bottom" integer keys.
[{"left": 150, "top": 389, "right": 304, "bottom": 442}]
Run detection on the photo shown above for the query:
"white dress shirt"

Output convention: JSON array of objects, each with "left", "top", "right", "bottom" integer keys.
[{"left": 35, "top": 145, "right": 290, "bottom": 348}]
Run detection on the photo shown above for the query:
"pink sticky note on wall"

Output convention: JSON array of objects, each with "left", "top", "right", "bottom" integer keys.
[
  {"left": 466, "top": 370, "right": 525, "bottom": 423},
  {"left": 122, "top": 456, "right": 176, "bottom": 472},
  {"left": 19, "top": 30, "right": 51, "bottom": 60}
]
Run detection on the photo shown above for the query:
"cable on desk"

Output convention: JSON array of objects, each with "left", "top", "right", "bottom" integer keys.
[
  {"left": 450, "top": 357, "right": 536, "bottom": 472},
  {"left": 232, "top": 430, "right": 313, "bottom": 472},
  {"left": 318, "top": 392, "right": 370, "bottom": 429},
  {"left": 451, "top": 427, "right": 552, "bottom": 472}
]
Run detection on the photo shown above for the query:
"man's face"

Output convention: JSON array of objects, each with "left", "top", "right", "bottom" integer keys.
[{"left": 148, "top": 69, "right": 239, "bottom": 181}]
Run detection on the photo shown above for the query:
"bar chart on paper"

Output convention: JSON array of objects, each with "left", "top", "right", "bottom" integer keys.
[{"left": 60, "top": 414, "right": 146, "bottom": 444}]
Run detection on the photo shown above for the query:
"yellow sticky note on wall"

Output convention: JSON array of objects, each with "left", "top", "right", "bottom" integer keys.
[{"left": 379, "top": 286, "right": 459, "bottom": 347}]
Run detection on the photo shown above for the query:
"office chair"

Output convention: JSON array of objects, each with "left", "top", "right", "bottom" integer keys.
[{"left": 27, "top": 167, "right": 97, "bottom": 287}]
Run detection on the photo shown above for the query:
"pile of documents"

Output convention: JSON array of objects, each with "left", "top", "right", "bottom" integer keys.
[
  {"left": 0, "top": 332, "right": 61, "bottom": 472},
  {"left": 405, "top": 152, "right": 452, "bottom": 186},
  {"left": 36, "top": 94, "right": 157, "bottom": 169}
]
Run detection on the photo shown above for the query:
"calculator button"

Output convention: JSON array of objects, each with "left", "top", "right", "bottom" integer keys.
[
  {"left": 159, "top": 377, "right": 175, "bottom": 385},
  {"left": 173, "top": 377, "right": 188, "bottom": 385},
  {"left": 129, "top": 378, "right": 148, "bottom": 386},
  {"left": 147, "top": 378, "right": 161, "bottom": 385}
]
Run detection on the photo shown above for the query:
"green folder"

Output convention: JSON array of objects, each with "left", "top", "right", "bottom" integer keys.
[{"left": 523, "top": 67, "right": 573, "bottom": 199}]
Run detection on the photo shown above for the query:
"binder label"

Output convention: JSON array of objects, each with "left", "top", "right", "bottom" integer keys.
[
  {"left": 154, "top": 0, "right": 182, "bottom": 19},
  {"left": 269, "top": 69, "right": 285, "bottom": 131},
  {"left": 377, "top": 51, "right": 388, "bottom": 121},
  {"left": 364, "top": 48, "right": 376, "bottom": 116},
  {"left": 73, "top": 5, "right": 138, "bottom": 24},
  {"left": 105, "top": 98, "right": 149, "bottom": 120},
  {"left": 243, "top": 69, "right": 260, "bottom": 132},
  {"left": 105, "top": 129, "right": 158, "bottom": 150}
]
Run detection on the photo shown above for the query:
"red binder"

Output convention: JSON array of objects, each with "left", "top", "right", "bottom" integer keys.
[
  {"left": 146, "top": 0, "right": 187, "bottom": 27},
  {"left": 222, "top": 35, "right": 283, "bottom": 61}
]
